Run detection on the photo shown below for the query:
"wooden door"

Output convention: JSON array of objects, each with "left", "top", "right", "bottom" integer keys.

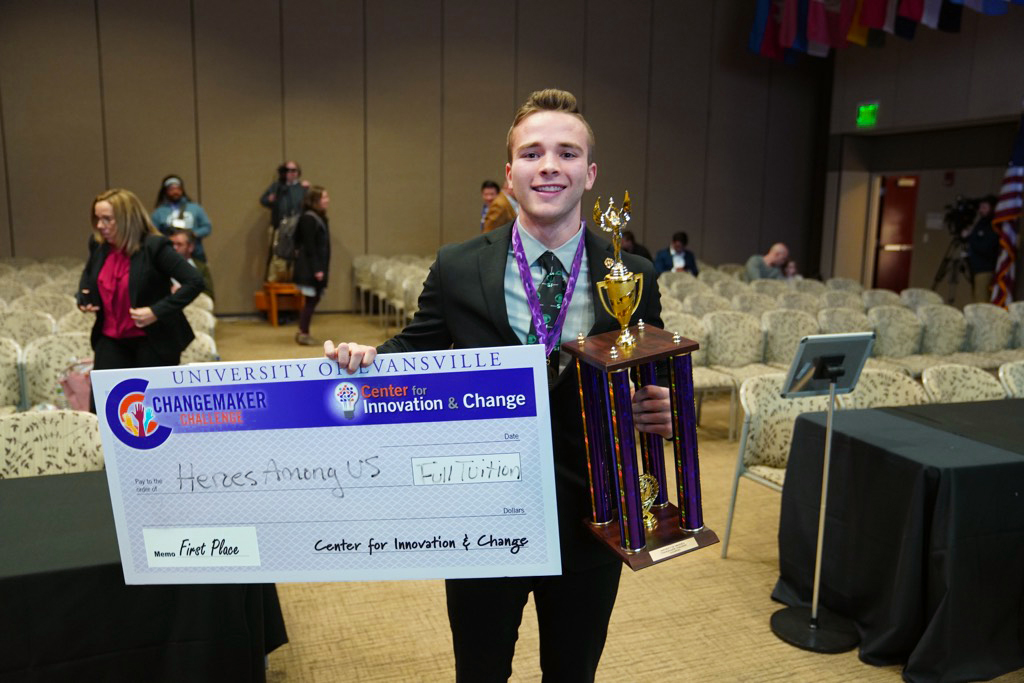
[{"left": 873, "top": 175, "right": 918, "bottom": 291}]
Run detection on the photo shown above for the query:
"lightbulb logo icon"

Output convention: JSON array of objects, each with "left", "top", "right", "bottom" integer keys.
[{"left": 335, "top": 382, "right": 360, "bottom": 419}]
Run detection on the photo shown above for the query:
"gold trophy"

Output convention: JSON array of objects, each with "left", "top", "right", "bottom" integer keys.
[
  {"left": 639, "top": 473, "right": 659, "bottom": 530},
  {"left": 594, "top": 192, "right": 643, "bottom": 348}
]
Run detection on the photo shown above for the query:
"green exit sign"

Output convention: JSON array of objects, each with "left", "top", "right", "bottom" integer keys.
[{"left": 857, "top": 102, "right": 879, "bottom": 128}]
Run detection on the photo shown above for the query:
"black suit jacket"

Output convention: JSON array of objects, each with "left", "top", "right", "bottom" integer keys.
[
  {"left": 378, "top": 224, "right": 663, "bottom": 572},
  {"left": 79, "top": 234, "right": 203, "bottom": 361}
]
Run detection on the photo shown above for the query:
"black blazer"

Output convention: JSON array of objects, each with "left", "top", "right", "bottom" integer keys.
[
  {"left": 79, "top": 234, "right": 203, "bottom": 361},
  {"left": 378, "top": 224, "right": 663, "bottom": 572}
]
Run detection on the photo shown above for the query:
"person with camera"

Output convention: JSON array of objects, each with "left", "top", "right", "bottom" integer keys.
[
  {"left": 961, "top": 195, "right": 1000, "bottom": 302},
  {"left": 260, "top": 161, "right": 309, "bottom": 281}
]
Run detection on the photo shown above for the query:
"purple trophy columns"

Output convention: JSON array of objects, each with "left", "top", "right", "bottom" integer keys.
[
  {"left": 637, "top": 361, "right": 669, "bottom": 506},
  {"left": 577, "top": 360, "right": 613, "bottom": 525},
  {"left": 669, "top": 353, "right": 704, "bottom": 531},
  {"left": 607, "top": 369, "right": 645, "bottom": 553}
]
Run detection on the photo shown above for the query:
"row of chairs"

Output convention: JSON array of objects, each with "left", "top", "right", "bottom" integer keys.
[
  {"left": 660, "top": 303, "right": 1024, "bottom": 439},
  {"left": 353, "top": 254, "right": 431, "bottom": 334},
  {"left": 0, "top": 409, "right": 104, "bottom": 479},
  {"left": 1, "top": 330, "right": 219, "bottom": 412},
  {"left": 720, "top": 361, "right": 1024, "bottom": 557}
]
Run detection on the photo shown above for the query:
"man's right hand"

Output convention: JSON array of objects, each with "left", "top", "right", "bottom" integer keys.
[{"left": 324, "top": 340, "right": 377, "bottom": 374}]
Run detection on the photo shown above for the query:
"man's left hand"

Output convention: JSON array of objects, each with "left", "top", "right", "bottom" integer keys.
[{"left": 632, "top": 385, "right": 673, "bottom": 439}]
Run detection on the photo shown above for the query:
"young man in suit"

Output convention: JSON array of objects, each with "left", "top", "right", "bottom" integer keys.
[{"left": 326, "top": 89, "right": 672, "bottom": 682}]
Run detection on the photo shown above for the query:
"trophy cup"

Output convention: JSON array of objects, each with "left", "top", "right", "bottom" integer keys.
[{"left": 562, "top": 192, "right": 718, "bottom": 569}]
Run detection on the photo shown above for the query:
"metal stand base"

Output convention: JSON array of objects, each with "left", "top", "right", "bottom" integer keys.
[{"left": 770, "top": 605, "right": 859, "bottom": 654}]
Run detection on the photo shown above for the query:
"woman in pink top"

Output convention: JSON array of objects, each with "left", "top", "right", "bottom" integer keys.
[{"left": 78, "top": 189, "right": 203, "bottom": 408}]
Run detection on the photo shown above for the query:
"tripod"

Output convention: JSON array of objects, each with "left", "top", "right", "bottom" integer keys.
[{"left": 931, "top": 235, "right": 971, "bottom": 305}]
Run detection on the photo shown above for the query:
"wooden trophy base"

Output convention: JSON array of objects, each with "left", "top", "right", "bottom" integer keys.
[{"left": 585, "top": 503, "right": 719, "bottom": 571}]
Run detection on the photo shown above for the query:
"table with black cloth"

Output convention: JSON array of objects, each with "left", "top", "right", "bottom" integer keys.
[
  {"left": 772, "top": 400, "right": 1024, "bottom": 683},
  {"left": 0, "top": 470, "right": 288, "bottom": 682}
]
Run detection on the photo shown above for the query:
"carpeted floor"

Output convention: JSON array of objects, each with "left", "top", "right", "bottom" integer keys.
[{"left": 214, "top": 312, "right": 1018, "bottom": 683}]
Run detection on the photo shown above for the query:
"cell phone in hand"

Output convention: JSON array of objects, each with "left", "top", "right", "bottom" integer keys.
[{"left": 78, "top": 288, "right": 101, "bottom": 307}]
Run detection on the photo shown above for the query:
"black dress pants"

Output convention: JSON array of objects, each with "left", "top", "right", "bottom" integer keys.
[
  {"left": 90, "top": 334, "right": 179, "bottom": 412},
  {"left": 445, "top": 561, "right": 621, "bottom": 683}
]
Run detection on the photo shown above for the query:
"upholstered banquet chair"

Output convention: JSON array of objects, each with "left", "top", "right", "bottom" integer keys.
[
  {"left": 657, "top": 270, "right": 696, "bottom": 290},
  {"left": 721, "top": 373, "right": 829, "bottom": 558},
  {"left": 9, "top": 293, "right": 78, "bottom": 319},
  {"left": 20, "top": 262, "right": 67, "bottom": 281},
  {"left": 704, "top": 310, "right": 778, "bottom": 440},
  {"left": 921, "top": 364, "right": 1007, "bottom": 403},
  {"left": 180, "top": 331, "right": 220, "bottom": 364},
  {"left": 750, "top": 278, "right": 789, "bottom": 298},
  {"left": 866, "top": 305, "right": 940, "bottom": 378},
  {"left": 776, "top": 291, "right": 820, "bottom": 316},
  {"left": 183, "top": 306, "right": 216, "bottom": 337},
  {"left": 762, "top": 309, "right": 819, "bottom": 369},
  {"left": 0, "top": 337, "right": 23, "bottom": 413},
  {"left": 659, "top": 291, "right": 685, "bottom": 314},
  {"left": 962, "top": 303, "right": 1023, "bottom": 367},
  {"left": 8, "top": 270, "right": 51, "bottom": 289},
  {"left": 23, "top": 332, "right": 92, "bottom": 408},
  {"left": 836, "top": 368, "right": 929, "bottom": 410},
  {"left": 683, "top": 292, "right": 732, "bottom": 319},
  {"left": 0, "top": 277, "right": 31, "bottom": 304},
  {"left": 670, "top": 278, "right": 712, "bottom": 301},
  {"left": 712, "top": 278, "right": 750, "bottom": 301},
  {"left": 353, "top": 254, "right": 383, "bottom": 315},
  {"left": 0, "top": 410, "right": 104, "bottom": 479},
  {"left": 697, "top": 268, "right": 730, "bottom": 286},
  {"left": 732, "top": 292, "right": 777, "bottom": 321},
  {"left": 861, "top": 288, "right": 903, "bottom": 310},
  {"left": 900, "top": 287, "right": 943, "bottom": 311},
  {"left": 189, "top": 292, "right": 215, "bottom": 312},
  {"left": 998, "top": 360, "right": 1024, "bottom": 398},
  {"left": 825, "top": 276, "right": 863, "bottom": 293},
  {"left": 793, "top": 278, "right": 827, "bottom": 297},
  {"left": 0, "top": 310, "right": 57, "bottom": 347},
  {"left": 820, "top": 289, "right": 864, "bottom": 312},
  {"left": 56, "top": 309, "right": 97, "bottom": 334},
  {"left": 717, "top": 263, "right": 746, "bottom": 279}
]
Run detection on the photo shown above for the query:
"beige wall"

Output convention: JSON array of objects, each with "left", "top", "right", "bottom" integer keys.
[{"left": 0, "top": 0, "right": 828, "bottom": 313}]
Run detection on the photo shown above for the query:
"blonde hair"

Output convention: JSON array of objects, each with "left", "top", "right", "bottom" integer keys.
[
  {"left": 506, "top": 88, "right": 595, "bottom": 162},
  {"left": 92, "top": 188, "right": 159, "bottom": 254}
]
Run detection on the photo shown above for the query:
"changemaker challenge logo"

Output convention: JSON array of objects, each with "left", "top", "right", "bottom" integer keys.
[{"left": 105, "top": 378, "right": 173, "bottom": 449}]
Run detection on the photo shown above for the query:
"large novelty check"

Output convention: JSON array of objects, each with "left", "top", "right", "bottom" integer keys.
[{"left": 91, "top": 345, "right": 560, "bottom": 584}]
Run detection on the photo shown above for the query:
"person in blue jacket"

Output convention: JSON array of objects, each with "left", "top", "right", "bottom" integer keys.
[
  {"left": 151, "top": 175, "right": 213, "bottom": 262},
  {"left": 653, "top": 231, "right": 698, "bottom": 276}
]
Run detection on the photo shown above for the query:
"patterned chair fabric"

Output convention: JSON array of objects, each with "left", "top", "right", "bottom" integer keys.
[
  {"left": 0, "top": 263, "right": 14, "bottom": 278},
  {"left": 659, "top": 293, "right": 685, "bottom": 314},
  {"left": 732, "top": 292, "right": 777, "bottom": 320},
  {"left": 862, "top": 288, "right": 904, "bottom": 310},
  {"left": 900, "top": 287, "right": 943, "bottom": 311},
  {"left": 683, "top": 292, "right": 732, "bottom": 319},
  {"left": 56, "top": 309, "right": 96, "bottom": 334},
  {"left": 670, "top": 279, "right": 712, "bottom": 301},
  {"left": 189, "top": 292, "right": 215, "bottom": 312},
  {"left": 34, "top": 281, "right": 77, "bottom": 297},
  {"left": 793, "top": 278, "right": 827, "bottom": 297},
  {"left": 1008, "top": 302, "right": 1024, "bottom": 348},
  {"left": 717, "top": 263, "right": 746, "bottom": 278},
  {"left": 697, "top": 268, "right": 730, "bottom": 285},
  {"left": 776, "top": 291, "right": 820, "bottom": 315},
  {"left": 657, "top": 270, "right": 697, "bottom": 290},
  {"left": 762, "top": 309, "right": 819, "bottom": 368},
  {"left": 662, "top": 312, "right": 709, "bottom": 366},
  {"left": 868, "top": 306, "right": 922, "bottom": 358},
  {"left": 0, "top": 277, "right": 31, "bottom": 302},
  {"left": 921, "top": 364, "right": 1007, "bottom": 403},
  {"left": 0, "top": 257, "right": 38, "bottom": 267},
  {"left": 43, "top": 256, "right": 87, "bottom": 270},
  {"left": 820, "top": 290, "right": 864, "bottom": 311},
  {"left": 713, "top": 278, "right": 751, "bottom": 300},
  {"left": 10, "top": 293, "right": 79, "bottom": 319},
  {"left": 20, "top": 263, "right": 68, "bottom": 280},
  {"left": 749, "top": 279, "right": 789, "bottom": 298},
  {"left": 181, "top": 331, "right": 220, "bottom": 364},
  {"left": 825, "top": 276, "right": 863, "bottom": 293},
  {"left": 917, "top": 305, "right": 966, "bottom": 355},
  {"left": 0, "top": 310, "right": 57, "bottom": 346},
  {"left": 0, "top": 337, "right": 22, "bottom": 413},
  {"left": 0, "top": 410, "right": 104, "bottom": 479},
  {"left": 9, "top": 270, "right": 52, "bottom": 288},
  {"left": 183, "top": 306, "right": 216, "bottom": 336},
  {"left": 963, "top": 303, "right": 1013, "bottom": 353},
  {"left": 836, "top": 368, "right": 929, "bottom": 410},
  {"left": 704, "top": 311, "right": 766, "bottom": 368},
  {"left": 817, "top": 307, "right": 871, "bottom": 335},
  {"left": 998, "top": 360, "right": 1024, "bottom": 398},
  {"left": 23, "top": 332, "right": 92, "bottom": 407}
]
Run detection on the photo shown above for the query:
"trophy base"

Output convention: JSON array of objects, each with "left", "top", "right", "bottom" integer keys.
[{"left": 584, "top": 503, "right": 719, "bottom": 571}]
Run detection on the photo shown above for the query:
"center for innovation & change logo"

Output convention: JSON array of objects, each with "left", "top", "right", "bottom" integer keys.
[{"left": 334, "top": 382, "right": 360, "bottom": 419}]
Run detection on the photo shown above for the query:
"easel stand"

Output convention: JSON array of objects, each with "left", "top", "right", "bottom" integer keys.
[{"left": 770, "top": 358, "right": 859, "bottom": 653}]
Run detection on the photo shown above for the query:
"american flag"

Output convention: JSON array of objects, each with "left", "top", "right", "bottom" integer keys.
[{"left": 991, "top": 111, "right": 1024, "bottom": 307}]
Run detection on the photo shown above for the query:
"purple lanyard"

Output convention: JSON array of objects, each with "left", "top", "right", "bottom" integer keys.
[{"left": 511, "top": 221, "right": 587, "bottom": 358}]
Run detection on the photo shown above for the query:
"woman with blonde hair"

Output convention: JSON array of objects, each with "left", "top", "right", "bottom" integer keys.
[{"left": 78, "top": 189, "right": 203, "bottom": 402}]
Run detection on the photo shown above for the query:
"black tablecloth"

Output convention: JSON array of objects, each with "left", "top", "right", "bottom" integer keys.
[
  {"left": 0, "top": 471, "right": 288, "bottom": 682},
  {"left": 772, "top": 400, "right": 1024, "bottom": 683}
]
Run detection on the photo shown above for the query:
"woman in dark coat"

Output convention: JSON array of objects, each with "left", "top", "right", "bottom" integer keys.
[
  {"left": 78, "top": 188, "right": 203, "bottom": 410},
  {"left": 292, "top": 185, "right": 331, "bottom": 345}
]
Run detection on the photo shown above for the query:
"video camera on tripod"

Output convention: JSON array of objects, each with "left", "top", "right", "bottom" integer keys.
[{"left": 943, "top": 195, "right": 983, "bottom": 235}]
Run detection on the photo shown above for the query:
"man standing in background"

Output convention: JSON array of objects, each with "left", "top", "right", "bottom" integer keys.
[
  {"left": 480, "top": 180, "right": 500, "bottom": 231},
  {"left": 482, "top": 179, "right": 519, "bottom": 232}
]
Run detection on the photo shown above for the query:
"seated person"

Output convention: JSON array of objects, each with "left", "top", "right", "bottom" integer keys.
[
  {"left": 784, "top": 260, "right": 802, "bottom": 281},
  {"left": 621, "top": 230, "right": 652, "bottom": 261},
  {"left": 169, "top": 228, "right": 214, "bottom": 300},
  {"left": 653, "top": 231, "right": 698, "bottom": 276},
  {"left": 745, "top": 243, "right": 788, "bottom": 281}
]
